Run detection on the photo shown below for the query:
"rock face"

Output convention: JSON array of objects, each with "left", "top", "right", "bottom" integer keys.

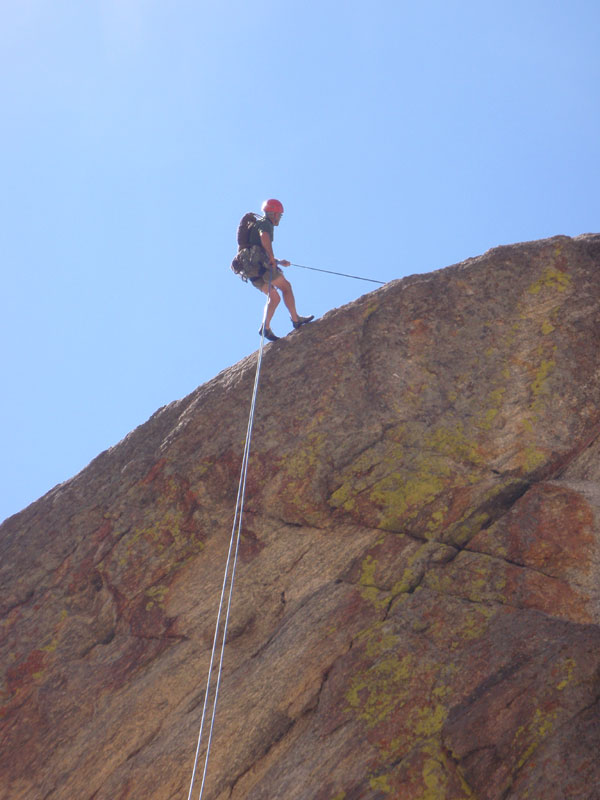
[{"left": 2, "top": 234, "right": 600, "bottom": 800}]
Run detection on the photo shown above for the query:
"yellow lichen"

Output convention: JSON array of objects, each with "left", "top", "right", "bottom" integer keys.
[
  {"left": 369, "top": 774, "right": 392, "bottom": 793},
  {"left": 389, "top": 542, "right": 440, "bottom": 595},
  {"left": 422, "top": 755, "right": 447, "bottom": 800},
  {"left": 556, "top": 657, "right": 576, "bottom": 691},
  {"left": 363, "top": 303, "right": 378, "bottom": 320},
  {"left": 359, "top": 555, "right": 388, "bottom": 609},
  {"left": 426, "top": 557, "right": 506, "bottom": 609},
  {"left": 513, "top": 707, "right": 558, "bottom": 770},
  {"left": 541, "top": 319, "right": 555, "bottom": 335},
  {"left": 479, "top": 387, "right": 506, "bottom": 431},
  {"left": 412, "top": 703, "right": 447, "bottom": 737},
  {"left": 425, "top": 509, "right": 447, "bottom": 534},
  {"left": 284, "top": 431, "right": 325, "bottom": 480},
  {"left": 522, "top": 446, "right": 546, "bottom": 473},
  {"left": 371, "top": 471, "right": 446, "bottom": 531},
  {"left": 528, "top": 267, "right": 571, "bottom": 295},
  {"left": 373, "top": 424, "right": 481, "bottom": 531},
  {"left": 532, "top": 358, "right": 555, "bottom": 398},
  {"left": 145, "top": 584, "right": 169, "bottom": 611},
  {"left": 41, "top": 637, "right": 59, "bottom": 654},
  {"left": 522, "top": 417, "right": 534, "bottom": 433},
  {"left": 345, "top": 649, "right": 413, "bottom": 728}
]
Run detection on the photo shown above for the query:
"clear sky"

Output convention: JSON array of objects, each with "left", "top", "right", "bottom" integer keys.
[{"left": 1, "top": 0, "right": 599, "bottom": 522}]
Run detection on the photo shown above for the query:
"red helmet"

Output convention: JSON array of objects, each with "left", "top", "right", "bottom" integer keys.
[{"left": 261, "top": 198, "right": 284, "bottom": 215}]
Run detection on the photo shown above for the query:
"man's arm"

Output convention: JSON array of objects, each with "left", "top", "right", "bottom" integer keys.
[
  {"left": 260, "top": 231, "right": 291, "bottom": 267},
  {"left": 259, "top": 230, "right": 290, "bottom": 268},
  {"left": 260, "top": 230, "right": 277, "bottom": 266}
]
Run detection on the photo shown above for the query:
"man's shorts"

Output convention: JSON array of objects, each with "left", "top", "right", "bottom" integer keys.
[{"left": 235, "top": 246, "right": 283, "bottom": 291}]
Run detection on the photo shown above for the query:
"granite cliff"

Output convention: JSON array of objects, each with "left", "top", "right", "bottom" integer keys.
[{"left": 2, "top": 234, "right": 600, "bottom": 800}]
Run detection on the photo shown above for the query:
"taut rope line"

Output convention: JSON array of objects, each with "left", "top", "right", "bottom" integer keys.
[
  {"left": 289, "top": 261, "right": 385, "bottom": 285},
  {"left": 187, "top": 277, "right": 273, "bottom": 800}
]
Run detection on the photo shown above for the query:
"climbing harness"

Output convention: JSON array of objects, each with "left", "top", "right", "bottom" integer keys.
[
  {"left": 289, "top": 262, "right": 385, "bottom": 285},
  {"left": 187, "top": 275, "right": 273, "bottom": 800}
]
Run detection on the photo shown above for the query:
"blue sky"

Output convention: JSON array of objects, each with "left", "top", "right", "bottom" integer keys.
[{"left": 2, "top": 0, "right": 599, "bottom": 522}]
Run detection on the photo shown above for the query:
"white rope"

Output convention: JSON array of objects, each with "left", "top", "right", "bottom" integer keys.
[{"left": 187, "top": 283, "right": 273, "bottom": 800}]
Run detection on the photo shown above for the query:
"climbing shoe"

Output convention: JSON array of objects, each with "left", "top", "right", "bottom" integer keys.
[
  {"left": 292, "top": 314, "right": 314, "bottom": 329},
  {"left": 259, "top": 325, "right": 279, "bottom": 342}
]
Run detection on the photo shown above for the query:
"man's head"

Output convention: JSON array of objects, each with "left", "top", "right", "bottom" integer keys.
[{"left": 262, "top": 198, "right": 284, "bottom": 226}]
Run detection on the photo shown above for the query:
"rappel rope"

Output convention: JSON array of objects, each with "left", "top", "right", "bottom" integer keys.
[
  {"left": 289, "top": 262, "right": 385, "bottom": 285},
  {"left": 187, "top": 280, "right": 273, "bottom": 800},
  {"left": 187, "top": 256, "right": 377, "bottom": 797}
]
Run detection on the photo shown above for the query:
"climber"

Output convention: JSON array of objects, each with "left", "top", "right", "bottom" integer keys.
[{"left": 235, "top": 199, "right": 314, "bottom": 341}]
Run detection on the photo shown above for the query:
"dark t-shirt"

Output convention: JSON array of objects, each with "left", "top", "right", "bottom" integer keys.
[{"left": 249, "top": 216, "right": 274, "bottom": 248}]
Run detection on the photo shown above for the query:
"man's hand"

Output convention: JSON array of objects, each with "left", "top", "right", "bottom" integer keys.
[{"left": 277, "top": 259, "right": 291, "bottom": 268}]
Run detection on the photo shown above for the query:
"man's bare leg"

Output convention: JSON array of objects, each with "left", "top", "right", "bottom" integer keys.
[
  {"left": 271, "top": 275, "right": 299, "bottom": 322},
  {"left": 262, "top": 286, "right": 281, "bottom": 329}
]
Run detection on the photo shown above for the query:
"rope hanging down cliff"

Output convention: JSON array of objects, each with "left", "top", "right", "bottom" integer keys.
[{"left": 187, "top": 282, "right": 273, "bottom": 800}]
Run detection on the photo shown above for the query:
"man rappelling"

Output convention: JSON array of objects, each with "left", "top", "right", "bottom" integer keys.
[{"left": 231, "top": 199, "right": 313, "bottom": 341}]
